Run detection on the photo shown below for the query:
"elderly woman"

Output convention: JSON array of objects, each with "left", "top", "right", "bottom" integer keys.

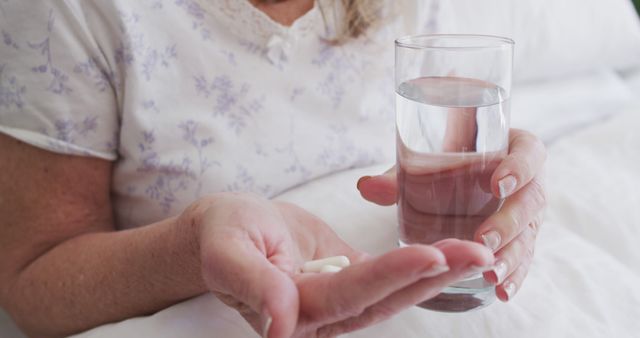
[{"left": 0, "top": 0, "right": 546, "bottom": 337}]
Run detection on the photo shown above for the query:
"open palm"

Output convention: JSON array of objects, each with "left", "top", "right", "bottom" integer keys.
[{"left": 190, "top": 193, "right": 494, "bottom": 338}]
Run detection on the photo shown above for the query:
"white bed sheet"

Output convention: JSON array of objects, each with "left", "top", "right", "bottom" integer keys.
[
  {"left": 67, "top": 105, "right": 640, "bottom": 338},
  {"left": 621, "top": 67, "right": 640, "bottom": 94}
]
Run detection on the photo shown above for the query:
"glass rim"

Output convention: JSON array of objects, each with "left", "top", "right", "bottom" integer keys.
[{"left": 395, "top": 34, "right": 515, "bottom": 50}]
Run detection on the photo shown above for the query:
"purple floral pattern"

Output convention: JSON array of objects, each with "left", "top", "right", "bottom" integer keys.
[
  {"left": 289, "top": 86, "right": 305, "bottom": 102},
  {"left": 142, "top": 99, "right": 159, "bottom": 112},
  {"left": 149, "top": 0, "right": 163, "bottom": 10},
  {"left": 0, "top": 64, "right": 26, "bottom": 110},
  {"left": 224, "top": 165, "right": 272, "bottom": 196},
  {"left": 316, "top": 123, "right": 379, "bottom": 171},
  {"left": 220, "top": 50, "right": 237, "bottom": 66},
  {"left": 53, "top": 116, "right": 98, "bottom": 143},
  {"left": 41, "top": 116, "right": 105, "bottom": 156},
  {"left": 105, "top": 130, "right": 120, "bottom": 153},
  {"left": 174, "top": 0, "right": 212, "bottom": 40},
  {"left": 2, "top": 29, "right": 19, "bottom": 49},
  {"left": 74, "top": 57, "right": 119, "bottom": 92},
  {"left": 114, "top": 11, "right": 177, "bottom": 81},
  {"left": 27, "top": 9, "right": 71, "bottom": 95},
  {"left": 0, "top": 1, "right": 406, "bottom": 228},
  {"left": 194, "top": 74, "right": 265, "bottom": 135},
  {"left": 179, "top": 120, "right": 219, "bottom": 196},
  {"left": 312, "top": 43, "right": 359, "bottom": 109},
  {"left": 136, "top": 120, "right": 219, "bottom": 214},
  {"left": 137, "top": 129, "right": 195, "bottom": 214},
  {"left": 275, "top": 117, "right": 312, "bottom": 180},
  {"left": 423, "top": 0, "right": 441, "bottom": 32}
]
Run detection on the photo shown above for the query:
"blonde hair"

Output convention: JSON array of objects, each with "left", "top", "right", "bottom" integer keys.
[
  {"left": 317, "top": 0, "right": 385, "bottom": 44},
  {"left": 338, "top": 0, "right": 383, "bottom": 41}
]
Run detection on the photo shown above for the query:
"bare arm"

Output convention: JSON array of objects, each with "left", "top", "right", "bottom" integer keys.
[{"left": 0, "top": 134, "right": 206, "bottom": 337}]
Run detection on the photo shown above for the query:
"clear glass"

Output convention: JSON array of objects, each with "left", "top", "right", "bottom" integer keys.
[{"left": 395, "top": 34, "right": 513, "bottom": 312}]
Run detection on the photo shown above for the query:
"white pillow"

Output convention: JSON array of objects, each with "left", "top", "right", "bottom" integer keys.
[
  {"left": 511, "top": 70, "right": 637, "bottom": 142},
  {"left": 434, "top": 0, "right": 640, "bottom": 83}
]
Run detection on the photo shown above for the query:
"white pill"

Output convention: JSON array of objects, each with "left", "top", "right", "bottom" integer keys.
[
  {"left": 302, "top": 255, "right": 351, "bottom": 273},
  {"left": 320, "top": 265, "right": 343, "bottom": 273}
]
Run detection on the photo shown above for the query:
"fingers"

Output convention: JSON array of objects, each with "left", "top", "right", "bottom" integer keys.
[
  {"left": 317, "top": 240, "right": 494, "bottom": 336},
  {"left": 369, "top": 240, "right": 494, "bottom": 312},
  {"left": 296, "top": 245, "right": 447, "bottom": 324},
  {"left": 202, "top": 235, "right": 299, "bottom": 338},
  {"left": 431, "top": 238, "right": 496, "bottom": 266},
  {"left": 442, "top": 107, "right": 478, "bottom": 152},
  {"left": 489, "top": 223, "right": 536, "bottom": 302},
  {"left": 496, "top": 259, "right": 530, "bottom": 302},
  {"left": 483, "top": 221, "right": 537, "bottom": 288},
  {"left": 475, "top": 174, "right": 546, "bottom": 252},
  {"left": 358, "top": 130, "right": 546, "bottom": 206},
  {"left": 356, "top": 166, "right": 397, "bottom": 206},
  {"left": 257, "top": 265, "right": 299, "bottom": 338},
  {"left": 491, "top": 129, "right": 546, "bottom": 198}
]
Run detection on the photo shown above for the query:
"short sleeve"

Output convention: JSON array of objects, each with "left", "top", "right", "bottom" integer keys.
[{"left": 0, "top": 0, "right": 119, "bottom": 160}]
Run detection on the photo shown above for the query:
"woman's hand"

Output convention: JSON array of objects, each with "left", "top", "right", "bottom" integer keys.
[
  {"left": 357, "top": 129, "right": 546, "bottom": 302},
  {"left": 183, "top": 193, "right": 494, "bottom": 338}
]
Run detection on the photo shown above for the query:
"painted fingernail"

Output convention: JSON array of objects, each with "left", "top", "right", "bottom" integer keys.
[
  {"left": 503, "top": 280, "right": 517, "bottom": 301},
  {"left": 262, "top": 313, "right": 272, "bottom": 338},
  {"left": 493, "top": 260, "right": 508, "bottom": 284},
  {"left": 466, "top": 264, "right": 496, "bottom": 275},
  {"left": 356, "top": 176, "right": 372, "bottom": 190},
  {"left": 498, "top": 175, "right": 517, "bottom": 198},
  {"left": 481, "top": 231, "right": 502, "bottom": 252},
  {"left": 424, "top": 264, "right": 450, "bottom": 277}
]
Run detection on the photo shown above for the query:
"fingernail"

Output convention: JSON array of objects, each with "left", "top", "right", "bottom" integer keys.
[
  {"left": 356, "top": 176, "right": 372, "bottom": 190},
  {"left": 423, "top": 264, "right": 450, "bottom": 277},
  {"left": 503, "top": 280, "right": 517, "bottom": 301},
  {"left": 466, "top": 264, "right": 495, "bottom": 275},
  {"left": 498, "top": 175, "right": 517, "bottom": 198},
  {"left": 492, "top": 260, "right": 508, "bottom": 284},
  {"left": 481, "top": 231, "right": 501, "bottom": 252},
  {"left": 262, "top": 312, "right": 272, "bottom": 338}
]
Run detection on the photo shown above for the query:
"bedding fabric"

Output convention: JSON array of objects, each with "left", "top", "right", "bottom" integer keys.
[
  {"left": 68, "top": 106, "right": 640, "bottom": 338},
  {"left": 622, "top": 66, "right": 640, "bottom": 94},
  {"left": 510, "top": 70, "right": 637, "bottom": 142},
  {"left": 434, "top": 0, "right": 640, "bottom": 83},
  {"left": 0, "top": 309, "right": 23, "bottom": 338}
]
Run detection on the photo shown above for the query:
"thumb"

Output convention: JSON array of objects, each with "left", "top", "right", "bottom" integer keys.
[
  {"left": 202, "top": 239, "right": 299, "bottom": 338},
  {"left": 254, "top": 262, "right": 298, "bottom": 338},
  {"left": 356, "top": 166, "right": 397, "bottom": 206}
]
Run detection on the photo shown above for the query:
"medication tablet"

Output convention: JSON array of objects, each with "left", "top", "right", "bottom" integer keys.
[
  {"left": 319, "top": 265, "right": 343, "bottom": 273},
  {"left": 302, "top": 255, "right": 350, "bottom": 273}
]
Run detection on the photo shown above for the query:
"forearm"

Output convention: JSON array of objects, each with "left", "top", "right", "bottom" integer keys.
[{"left": 3, "top": 215, "right": 206, "bottom": 338}]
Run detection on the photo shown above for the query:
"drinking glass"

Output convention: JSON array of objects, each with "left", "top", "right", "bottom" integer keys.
[{"left": 395, "top": 34, "right": 514, "bottom": 312}]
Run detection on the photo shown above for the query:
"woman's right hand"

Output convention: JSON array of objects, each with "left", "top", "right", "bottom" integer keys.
[{"left": 182, "top": 193, "right": 494, "bottom": 338}]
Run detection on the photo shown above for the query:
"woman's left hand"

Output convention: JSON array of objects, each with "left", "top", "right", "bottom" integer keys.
[{"left": 357, "top": 129, "right": 547, "bottom": 302}]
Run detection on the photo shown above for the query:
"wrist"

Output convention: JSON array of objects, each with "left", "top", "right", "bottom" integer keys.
[
  {"left": 174, "top": 196, "right": 220, "bottom": 294},
  {"left": 179, "top": 195, "right": 223, "bottom": 243}
]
